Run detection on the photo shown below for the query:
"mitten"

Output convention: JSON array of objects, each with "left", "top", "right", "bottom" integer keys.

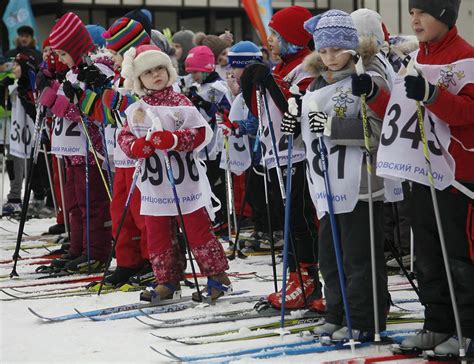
[
  {"left": 150, "top": 130, "right": 176, "bottom": 150},
  {"left": 351, "top": 73, "right": 378, "bottom": 99},
  {"left": 308, "top": 111, "right": 330, "bottom": 134},
  {"left": 130, "top": 137, "right": 155, "bottom": 158},
  {"left": 80, "top": 90, "right": 100, "bottom": 117},
  {"left": 404, "top": 74, "right": 436, "bottom": 102},
  {"left": 51, "top": 95, "right": 72, "bottom": 118}
]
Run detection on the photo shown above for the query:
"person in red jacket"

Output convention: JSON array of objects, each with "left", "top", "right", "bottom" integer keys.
[
  {"left": 353, "top": 0, "right": 474, "bottom": 356},
  {"left": 242, "top": 6, "right": 324, "bottom": 311}
]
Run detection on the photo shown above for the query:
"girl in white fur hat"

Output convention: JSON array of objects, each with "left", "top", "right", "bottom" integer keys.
[{"left": 117, "top": 44, "right": 231, "bottom": 302}]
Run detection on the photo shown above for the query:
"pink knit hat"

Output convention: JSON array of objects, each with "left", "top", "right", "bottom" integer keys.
[
  {"left": 48, "top": 12, "right": 95, "bottom": 66},
  {"left": 185, "top": 46, "right": 215, "bottom": 73}
]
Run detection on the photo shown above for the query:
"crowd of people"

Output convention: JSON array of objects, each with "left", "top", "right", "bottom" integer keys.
[{"left": 0, "top": 0, "right": 472, "bottom": 357}]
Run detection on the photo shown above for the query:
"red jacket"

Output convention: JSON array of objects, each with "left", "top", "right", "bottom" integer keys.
[
  {"left": 370, "top": 27, "right": 474, "bottom": 183},
  {"left": 417, "top": 27, "right": 474, "bottom": 183},
  {"left": 273, "top": 48, "right": 313, "bottom": 98}
]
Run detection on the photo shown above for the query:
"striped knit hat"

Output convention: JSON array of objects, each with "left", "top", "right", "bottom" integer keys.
[
  {"left": 103, "top": 17, "right": 150, "bottom": 55},
  {"left": 48, "top": 12, "right": 95, "bottom": 66}
]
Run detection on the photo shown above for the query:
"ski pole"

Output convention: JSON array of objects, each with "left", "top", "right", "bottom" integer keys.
[
  {"left": 406, "top": 57, "right": 465, "bottom": 358},
  {"left": 78, "top": 116, "right": 112, "bottom": 201},
  {"left": 85, "top": 127, "right": 91, "bottom": 275},
  {"left": 350, "top": 52, "right": 381, "bottom": 345},
  {"left": 260, "top": 86, "right": 286, "bottom": 201},
  {"left": 97, "top": 158, "right": 143, "bottom": 295},
  {"left": 10, "top": 106, "right": 47, "bottom": 277},
  {"left": 98, "top": 123, "right": 114, "bottom": 196},
  {"left": 145, "top": 109, "right": 202, "bottom": 302},
  {"left": 310, "top": 100, "right": 357, "bottom": 353}
]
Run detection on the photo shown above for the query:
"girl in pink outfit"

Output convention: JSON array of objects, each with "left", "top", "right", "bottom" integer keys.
[{"left": 117, "top": 44, "right": 230, "bottom": 302}]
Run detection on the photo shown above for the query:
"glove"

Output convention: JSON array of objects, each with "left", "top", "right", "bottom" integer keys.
[
  {"left": 150, "top": 130, "right": 176, "bottom": 150},
  {"left": 102, "top": 89, "right": 133, "bottom": 112},
  {"left": 63, "top": 81, "right": 83, "bottom": 103},
  {"left": 36, "top": 69, "right": 52, "bottom": 91},
  {"left": 351, "top": 73, "right": 378, "bottom": 99},
  {"left": 308, "top": 111, "right": 330, "bottom": 134},
  {"left": 39, "top": 86, "right": 58, "bottom": 108},
  {"left": 51, "top": 95, "right": 72, "bottom": 118},
  {"left": 190, "top": 94, "right": 213, "bottom": 112},
  {"left": 77, "top": 64, "right": 109, "bottom": 88},
  {"left": 404, "top": 74, "right": 436, "bottom": 102},
  {"left": 80, "top": 90, "right": 100, "bottom": 117},
  {"left": 131, "top": 137, "right": 155, "bottom": 158},
  {"left": 281, "top": 112, "right": 298, "bottom": 135},
  {"left": 243, "top": 115, "right": 259, "bottom": 136},
  {"left": 218, "top": 112, "right": 239, "bottom": 137}
]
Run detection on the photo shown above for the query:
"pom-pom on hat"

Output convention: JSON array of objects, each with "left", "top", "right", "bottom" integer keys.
[
  {"left": 86, "top": 24, "right": 106, "bottom": 47},
  {"left": 304, "top": 9, "right": 359, "bottom": 51},
  {"left": 228, "top": 41, "right": 263, "bottom": 68},
  {"left": 121, "top": 44, "right": 177, "bottom": 96},
  {"left": 268, "top": 6, "right": 312, "bottom": 47},
  {"left": 409, "top": 0, "right": 460, "bottom": 28},
  {"left": 48, "top": 12, "right": 95, "bottom": 66},
  {"left": 185, "top": 46, "right": 215, "bottom": 73},
  {"left": 103, "top": 17, "right": 150, "bottom": 55}
]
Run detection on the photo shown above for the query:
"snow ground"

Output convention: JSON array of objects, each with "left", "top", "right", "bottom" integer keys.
[{"left": 0, "top": 214, "right": 423, "bottom": 364}]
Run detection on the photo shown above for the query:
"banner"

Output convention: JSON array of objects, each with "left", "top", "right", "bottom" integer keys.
[
  {"left": 242, "top": 0, "right": 270, "bottom": 49},
  {"left": 2, "top": 0, "right": 38, "bottom": 49},
  {"left": 256, "top": 0, "right": 272, "bottom": 39}
]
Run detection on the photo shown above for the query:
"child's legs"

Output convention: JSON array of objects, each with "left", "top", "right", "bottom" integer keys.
[
  {"left": 73, "top": 164, "right": 112, "bottom": 262},
  {"left": 64, "top": 165, "right": 83, "bottom": 257},
  {"left": 111, "top": 168, "right": 144, "bottom": 269},
  {"left": 146, "top": 215, "right": 185, "bottom": 284},
  {"left": 6, "top": 154, "right": 24, "bottom": 202},
  {"left": 180, "top": 207, "right": 229, "bottom": 276}
]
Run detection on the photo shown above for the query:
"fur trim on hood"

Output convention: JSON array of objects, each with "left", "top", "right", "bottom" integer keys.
[
  {"left": 388, "top": 35, "right": 419, "bottom": 58},
  {"left": 303, "top": 36, "right": 380, "bottom": 78}
]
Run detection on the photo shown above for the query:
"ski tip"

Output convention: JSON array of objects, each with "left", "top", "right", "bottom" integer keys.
[
  {"left": 134, "top": 316, "right": 156, "bottom": 328},
  {"left": 149, "top": 346, "right": 176, "bottom": 360},
  {"left": 27, "top": 307, "right": 55, "bottom": 322},
  {"left": 73, "top": 308, "right": 99, "bottom": 322}
]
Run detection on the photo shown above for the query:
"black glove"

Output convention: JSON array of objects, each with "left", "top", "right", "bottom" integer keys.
[
  {"left": 77, "top": 64, "right": 109, "bottom": 88},
  {"left": 36, "top": 70, "right": 52, "bottom": 92},
  {"left": 404, "top": 74, "right": 436, "bottom": 102},
  {"left": 351, "top": 73, "right": 378, "bottom": 99},
  {"left": 281, "top": 112, "right": 299, "bottom": 135},
  {"left": 63, "top": 81, "right": 83, "bottom": 102},
  {"left": 190, "top": 94, "right": 213, "bottom": 111},
  {"left": 308, "top": 111, "right": 329, "bottom": 134}
]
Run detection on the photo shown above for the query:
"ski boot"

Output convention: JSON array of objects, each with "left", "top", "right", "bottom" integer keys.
[
  {"left": 64, "top": 255, "right": 105, "bottom": 273},
  {"left": 140, "top": 282, "right": 182, "bottom": 303},
  {"left": 331, "top": 326, "right": 375, "bottom": 343},
  {"left": 128, "top": 263, "right": 155, "bottom": 287},
  {"left": 268, "top": 264, "right": 324, "bottom": 310},
  {"left": 47, "top": 224, "right": 66, "bottom": 235},
  {"left": 192, "top": 273, "right": 232, "bottom": 302},
  {"left": 398, "top": 330, "right": 451, "bottom": 354},
  {"left": 35, "top": 252, "right": 78, "bottom": 274},
  {"left": 311, "top": 320, "right": 342, "bottom": 338},
  {"left": 2, "top": 200, "right": 21, "bottom": 217},
  {"left": 431, "top": 336, "right": 474, "bottom": 360}
]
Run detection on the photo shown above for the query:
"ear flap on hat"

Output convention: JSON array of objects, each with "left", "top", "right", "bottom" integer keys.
[
  {"left": 303, "top": 15, "right": 322, "bottom": 34},
  {"left": 121, "top": 47, "right": 136, "bottom": 80}
]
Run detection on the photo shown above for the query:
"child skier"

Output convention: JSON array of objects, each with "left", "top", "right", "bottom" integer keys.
[
  {"left": 39, "top": 12, "right": 112, "bottom": 272},
  {"left": 360, "top": 0, "right": 473, "bottom": 356},
  {"left": 183, "top": 45, "right": 232, "bottom": 233},
  {"left": 242, "top": 5, "right": 322, "bottom": 310},
  {"left": 299, "top": 9, "right": 390, "bottom": 340},
  {"left": 97, "top": 16, "right": 152, "bottom": 287},
  {"left": 118, "top": 44, "right": 230, "bottom": 302}
]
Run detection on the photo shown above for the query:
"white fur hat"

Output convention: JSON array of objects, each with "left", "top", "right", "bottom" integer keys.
[
  {"left": 351, "top": 8, "right": 385, "bottom": 47},
  {"left": 121, "top": 44, "right": 178, "bottom": 96}
]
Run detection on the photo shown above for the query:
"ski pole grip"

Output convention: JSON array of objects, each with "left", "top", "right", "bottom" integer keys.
[
  {"left": 145, "top": 109, "right": 164, "bottom": 140},
  {"left": 309, "top": 100, "right": 324, "bottom": 138}
]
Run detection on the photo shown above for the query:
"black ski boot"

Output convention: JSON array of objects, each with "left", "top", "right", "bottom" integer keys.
[
  {"left": 47, "top": 224, "right": 65, "bottom": 235},
  {"left": 128, "top": 262, "right": 155, "bottom": 286},
  {"left": 104, "top": 266, "right": 142, "bottom": 287},
  {"left": 35, "top": 252, "right": 78, "bottom": 274},
  {"left": 64, "top": 255, "right": 105, "bottom": 273}
]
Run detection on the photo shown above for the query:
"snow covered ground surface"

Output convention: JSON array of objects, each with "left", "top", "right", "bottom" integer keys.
[{"left": 0, "top": 215, "right": 424, "bottom": 363}]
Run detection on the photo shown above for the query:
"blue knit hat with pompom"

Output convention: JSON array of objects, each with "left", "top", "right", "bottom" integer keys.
[{"left": 304, "top": 9, "right": 359, "bottom": 51}]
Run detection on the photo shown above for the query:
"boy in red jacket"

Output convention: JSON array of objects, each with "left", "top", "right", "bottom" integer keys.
[{"left": 354, "top": 0, "right": 474, "bottom": 356}]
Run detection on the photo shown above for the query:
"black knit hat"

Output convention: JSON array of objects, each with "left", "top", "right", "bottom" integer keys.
[
  {"left": 17, "top": 25, "right": 34, "bottom": 36},
  {"left": 409, "top": 0, "right": 461, "bottom": 28},
  {"left": 124, "top": 9, "right": 152, "bottom": 35}
]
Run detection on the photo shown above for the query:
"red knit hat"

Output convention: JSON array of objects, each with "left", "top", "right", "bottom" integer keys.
[
  {"left": 103, "top": 17, "right": 151, "bottom": 55},
  {"left": 42, "top": 37, "right": 50, "bottom": 49},
  {"left": 49, "top": 12, "right": 95, "bottom": 66},
  {"left": 268, "top": 6, "right": 312, "bottom": 46},
  {"left": 185, "top": 46, "right": 215, "bottom": 73}
]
